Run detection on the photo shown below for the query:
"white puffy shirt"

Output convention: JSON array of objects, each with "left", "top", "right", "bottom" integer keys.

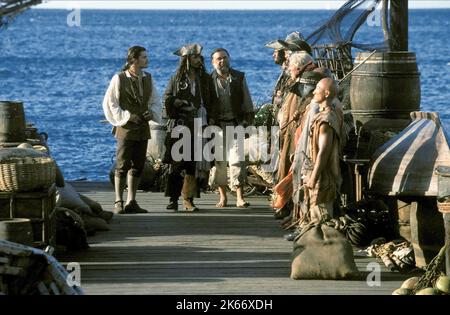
[{"left": 102, "top": 70, "right": 162, "bottom": 126}]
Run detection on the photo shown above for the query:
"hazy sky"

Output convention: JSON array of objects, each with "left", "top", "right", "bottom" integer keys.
[{"left": 37, "top": 1, "right": 450, "bottom": 10}]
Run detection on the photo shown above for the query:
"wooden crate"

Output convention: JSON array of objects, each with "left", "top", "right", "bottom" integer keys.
[{"left": 0, "top": 185, "right": 56, "bottom": 248}]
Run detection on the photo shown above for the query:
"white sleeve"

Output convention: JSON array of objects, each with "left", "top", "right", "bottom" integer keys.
[
  {"left": 102, "top": 74, "right": 130, "bottom": 127},
  {"left": 148, "top": 79, "right": 162, "bottom": 124}
]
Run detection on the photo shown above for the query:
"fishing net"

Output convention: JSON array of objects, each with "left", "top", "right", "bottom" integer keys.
[
  {"left": 306, "top": 0, "right": 390, "bottom": 52},
  {"left": 304, "top": 1, "right": 394, "bottom": 100}
]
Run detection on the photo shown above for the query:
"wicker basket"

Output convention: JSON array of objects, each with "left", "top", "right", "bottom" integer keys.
[{"left": 0, "top": 156, "right": 56, "bottom": 192}]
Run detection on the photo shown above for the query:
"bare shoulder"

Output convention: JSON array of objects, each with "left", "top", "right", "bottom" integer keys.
[{"left": 316, "top": 109, "right": 340, "bottom": 135}]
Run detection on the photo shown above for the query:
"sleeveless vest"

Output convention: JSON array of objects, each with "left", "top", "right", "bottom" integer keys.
[
  {"left": 210, "top": 68, "right": 245, "bottom": 123},
  {"left": 114, "top": 71, "right": 152, "bottom": 140}
]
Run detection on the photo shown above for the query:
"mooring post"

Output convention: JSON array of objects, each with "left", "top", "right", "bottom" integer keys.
[{"left": 390, "top": 0, "right": 409, "bottom": 51}]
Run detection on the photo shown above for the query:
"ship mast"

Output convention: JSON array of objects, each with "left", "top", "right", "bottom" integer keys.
[{"left": 389, "top": 0, "right": 408, "bottom": 51}]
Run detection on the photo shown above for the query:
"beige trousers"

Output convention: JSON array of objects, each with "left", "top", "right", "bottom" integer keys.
[{"left": 211, "top": 121, "right": 246, "bottom": 190}]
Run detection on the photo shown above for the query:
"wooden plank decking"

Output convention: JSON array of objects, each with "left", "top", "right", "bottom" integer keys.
[{"left": 56, "top": 181, "right": 412, "bottom": 295}]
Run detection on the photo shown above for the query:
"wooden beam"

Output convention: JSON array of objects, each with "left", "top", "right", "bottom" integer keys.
[
  {"left": 444, "top": 213, "right": 450, "bottom": 276},
  {"left": 389, "top": 0, "right": 409, "bottom": 51}
]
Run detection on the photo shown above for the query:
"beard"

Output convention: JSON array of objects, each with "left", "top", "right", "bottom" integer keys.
[
  {"left": 274, "top": 52, "right": 286, "bottom": 65},
  {"left": 213, "top": 63, "right": 229, "bottom": 74}
]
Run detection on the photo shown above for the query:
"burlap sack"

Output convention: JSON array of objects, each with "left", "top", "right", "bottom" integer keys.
[
  {"left": 81, "top": 214, "right": 110, "bottom": 234},
  {"left": 79, "top": 193, "right": 103, "bottom": 215},
  {"left": 55, "top": 182, "right": 93, "bottom": 215},
  {"left": 290, "top": 224, "right": 358, "bottom": 280}
]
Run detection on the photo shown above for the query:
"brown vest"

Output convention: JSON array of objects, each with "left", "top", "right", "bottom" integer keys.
[
  {"left": 114, "top": 71, "right": 152, "bottom": 140},
  {"left": 210, "top": 68, "right": 245, "bottom": 123}
]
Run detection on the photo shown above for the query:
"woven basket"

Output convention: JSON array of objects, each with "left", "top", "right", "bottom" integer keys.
[{"left": 0, "top": 156, "right": 56, "bottom": 192}]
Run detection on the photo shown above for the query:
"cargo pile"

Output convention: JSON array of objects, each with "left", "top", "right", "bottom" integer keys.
[
  {"left": 0, "top": 101, "right": 111, "bottom": 252},
  {"left": 392, "top": 244, "right": 449, "bottom": 295}
]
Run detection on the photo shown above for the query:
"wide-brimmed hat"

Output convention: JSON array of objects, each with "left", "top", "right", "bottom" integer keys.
[
  {"left": 279, "top": 31, "right": 312, "bottom": 54},
  {"left": 173, "top": 43, "right": 203, "bottom": 57}
]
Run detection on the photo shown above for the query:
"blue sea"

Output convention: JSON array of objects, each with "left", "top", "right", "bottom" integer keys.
[{"left": 1, "top": 9, "right": 449, "bottom": 181}]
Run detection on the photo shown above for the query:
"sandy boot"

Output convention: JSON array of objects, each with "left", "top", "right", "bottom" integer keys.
[{"left": 182, "top": 175, "right": 199, "bottom": 211}]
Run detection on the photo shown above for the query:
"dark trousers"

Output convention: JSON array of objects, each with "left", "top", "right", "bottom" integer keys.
[
  {"left": 115, "top": 138, "right": 147, "bottom": 178},
  {"left": 165, "top": 161, "right": 198, "bottom": 201}
]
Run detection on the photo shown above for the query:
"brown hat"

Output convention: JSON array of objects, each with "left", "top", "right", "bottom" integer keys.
[
  {"left": 279, "top": 31, "right": 312, "bottom": 54},
  {"left": 173, "top": 43, "right": 203, "bottom": 57}
]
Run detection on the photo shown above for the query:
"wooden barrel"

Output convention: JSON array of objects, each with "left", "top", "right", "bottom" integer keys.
[
  {"left": 350, "top": 52, "right": 420, "bottom": 125},
  {"left": 0, "top": 218, "right": 34, "bottom": 246},
  {"left": 0, "top": 101, "right": 26, "bottom": 143}
]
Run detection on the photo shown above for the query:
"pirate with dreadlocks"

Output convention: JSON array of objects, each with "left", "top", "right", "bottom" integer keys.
[{"left": 163, "top": 43, "right": 212, "bottom": 212}]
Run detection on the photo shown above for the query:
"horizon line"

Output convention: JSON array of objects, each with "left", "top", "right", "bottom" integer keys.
[
  {"left": 35, "top": 1, "right": 450, "bottom": 10},
  {"left": 33, "top": 7, "right": 450, "bottom": 11}
]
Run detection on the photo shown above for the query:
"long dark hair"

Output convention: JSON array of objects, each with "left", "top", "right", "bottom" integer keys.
[
  {"left": 122, "top": 46, "right": 146, "bottom": 71},
  {"left": 175, "top": 55, "right": 207, "bottom": 86},
  {"left": 173, "top": 55, "right": 210, "bottom": 107}
]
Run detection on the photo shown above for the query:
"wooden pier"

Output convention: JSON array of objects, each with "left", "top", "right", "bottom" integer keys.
[{"left": 56, "top": 181, "right": 412, "bottom": 295}]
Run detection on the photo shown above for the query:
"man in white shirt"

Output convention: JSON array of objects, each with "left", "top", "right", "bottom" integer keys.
[{"left": 103, "top": 46, "right": 162, "bottom": 214}]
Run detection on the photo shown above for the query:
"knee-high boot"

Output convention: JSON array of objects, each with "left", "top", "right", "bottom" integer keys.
[{"left": 182, "top": 175, "right": 199, "bottom": 211}]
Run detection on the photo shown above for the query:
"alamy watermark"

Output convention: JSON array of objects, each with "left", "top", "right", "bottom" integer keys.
[
  {"left": 66, "top": 262, "right": 81, "bottom": 287},
  {"left": 169, "top": 118, "right": 280, "bottom": 172},
  {"left": 67, "top": 2, "right": 81, "bottom": 27},
  {"left": 366, "top": 262, "right": 381, "bottom": 287}
]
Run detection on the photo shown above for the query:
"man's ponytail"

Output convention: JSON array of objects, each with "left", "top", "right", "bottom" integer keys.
[{"left": 122, "top": 46, "right": 146, "bottom": 72}]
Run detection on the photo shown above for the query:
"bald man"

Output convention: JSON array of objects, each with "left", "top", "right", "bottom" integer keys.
[{"left": 299, "top": 77, "right": 343, "bottom": 227}]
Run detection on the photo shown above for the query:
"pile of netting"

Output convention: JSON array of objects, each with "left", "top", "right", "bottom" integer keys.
[{"left": 306, "top": 0, "right": 389, "bottom": 51}]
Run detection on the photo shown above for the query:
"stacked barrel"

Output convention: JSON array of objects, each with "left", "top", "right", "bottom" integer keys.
[{"left": 0, "top": 101, "right": 56, "bottom": 247}]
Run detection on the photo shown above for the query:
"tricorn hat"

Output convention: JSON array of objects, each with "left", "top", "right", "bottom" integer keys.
[
  {"left": 264, "top": 39, "right": 285, "bottom": 50},
  {"left": 279, "top": 31, "right": 312, "bottom": 55},
  {"left": 173, "top": 43, "right": 203, "bottom": 57}
]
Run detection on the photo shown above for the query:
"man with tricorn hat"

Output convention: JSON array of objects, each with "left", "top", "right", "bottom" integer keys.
[
  {"left": 265, "top": 31, "right": 313, "bottom": 119},
  {"left": 264, "top": 39, "right": 289, "bottom": 109},
  {"left": 163, "top": 43, "right": 211, "bottom": 211}
]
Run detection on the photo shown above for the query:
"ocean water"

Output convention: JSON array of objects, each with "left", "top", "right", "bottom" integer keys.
[{"left": 0, "top": 9, "right": 449, "bottom": 181}]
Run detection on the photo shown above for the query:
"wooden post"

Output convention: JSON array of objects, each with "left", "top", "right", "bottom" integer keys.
[
  {"left": 410, "top": 198, "right": 446, "bottom": 269},
  {"left": 435, "top": 166, "right": 450, "bottom": 275},
  {"left": 390, "top": 0, "right": 409, "bottom": 51},
  {"left": 381, "top": 0, "right": 390, "bottom": 42},
  {"left": 444, "top": 213, "right": 450, "bottom": 276},
  {"left": 409, "top": 201, "right": 425, "bottom": 267}
]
